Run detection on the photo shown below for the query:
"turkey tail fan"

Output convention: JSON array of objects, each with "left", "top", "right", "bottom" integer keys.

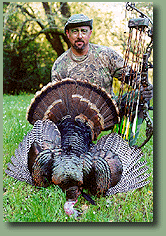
[
  {"left": 89, "top": 132, "right": 150, "bottom": 196},
  {"left": 5, "top": 120, "right": 61, "bottom": 185},
  {"left": 26, "top": 78, "right": 119, "bottom": 139}
]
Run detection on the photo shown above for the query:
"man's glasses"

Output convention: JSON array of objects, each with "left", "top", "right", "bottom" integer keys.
[{"left": 70, "top": 28, "right": 90, "bottom": 36}]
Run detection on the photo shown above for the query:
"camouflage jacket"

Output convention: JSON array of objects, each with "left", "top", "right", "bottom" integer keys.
[{"left": 51, "top": 43, "right": 124, "bottom": 95}]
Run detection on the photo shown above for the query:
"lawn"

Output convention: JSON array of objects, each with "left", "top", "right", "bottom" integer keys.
[{"left": 3, "top": 93, "right": 153, "bottom": 222}]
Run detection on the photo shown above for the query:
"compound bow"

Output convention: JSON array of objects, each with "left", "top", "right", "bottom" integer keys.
[{"left": 116, "top": 2, "right": 153, "bottom": 148}]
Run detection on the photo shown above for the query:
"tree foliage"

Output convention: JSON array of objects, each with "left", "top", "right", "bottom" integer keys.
[
  {"left": 3, "top": 2, "right": 153, "bottom": 94},
  {"left": 3, "top": 2, "right": 71, "bottom": 94}
]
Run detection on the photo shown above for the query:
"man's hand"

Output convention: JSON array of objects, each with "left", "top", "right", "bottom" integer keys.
[{"left": 140, "top": 83, "right": 153, "bottom": 102}]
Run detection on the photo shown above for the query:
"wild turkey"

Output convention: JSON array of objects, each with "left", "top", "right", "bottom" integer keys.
[{"left": 5, "top": 78, "right": 150, "bottom": 218}]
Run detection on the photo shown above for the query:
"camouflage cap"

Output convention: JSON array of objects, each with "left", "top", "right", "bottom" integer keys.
[{"left": 64, "top": 14, "right": 93, "bottom": 33}]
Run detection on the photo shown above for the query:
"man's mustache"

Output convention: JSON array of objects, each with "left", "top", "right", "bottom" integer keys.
[
  {"left": 73, "top": 40, "right": 85, "bottom": 51},
  {"left": 75, "top": 40, "right": 85, "bottom": 43}
]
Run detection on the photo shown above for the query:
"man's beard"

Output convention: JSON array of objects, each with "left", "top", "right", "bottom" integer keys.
[{"left": 73, "top": 40, "right": 85, "bottom": 51}]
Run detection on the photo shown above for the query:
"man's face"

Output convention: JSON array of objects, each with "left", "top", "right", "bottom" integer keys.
[{"left": 66, "top": 26, "right": 92, "bottom": 52}]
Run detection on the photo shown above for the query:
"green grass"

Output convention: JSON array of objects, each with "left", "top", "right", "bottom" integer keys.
[{"left": 3, "top": 94, "right": 153, "bottom": 222}]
